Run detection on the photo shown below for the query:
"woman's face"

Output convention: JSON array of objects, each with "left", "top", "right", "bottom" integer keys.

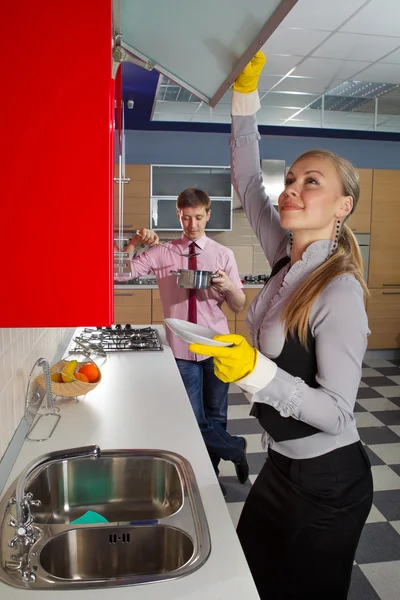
[{"left": 278, "top": 155, "right": 353, "bottom": 234}]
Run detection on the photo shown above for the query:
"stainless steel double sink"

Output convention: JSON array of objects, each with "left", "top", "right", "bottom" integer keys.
[{"left": 0, "top": 449, "right": 211, "bottom": 589}]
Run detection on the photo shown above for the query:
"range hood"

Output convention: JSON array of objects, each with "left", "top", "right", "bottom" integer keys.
[
  {"left": 113, "top": 0, "right": 299, "bottom": 107},
  {"left": 261, "top": 159, "right": 286, "bottom": 206}
]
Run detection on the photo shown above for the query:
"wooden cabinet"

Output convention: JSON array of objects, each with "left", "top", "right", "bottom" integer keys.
[
  {"left": 367, "top": 289, "right": 400, "bottom": 349},
  {"left": 117, "top": 287, "right": 259, "bottom": 335},
  {"left": 236, "top": 289, "right": 261, "bottom": 321},
  {"left": 366, "top": 170, "right": 400, "bottom": 348},
  {"left": 1, "top": 1, "right": 113, "bottom": 326},
  {"left": 114, "top": 290, "right": 151, "bottom": 324},
  {"left": 346, "top": 169, "right": 373, "bottom": 233},
  {"left": 151, "top": 289, "right": 164, "bottom": 324},
  {"left": 220, "top": 300, "right": 236, "bottom": 333},
  {"left": 234, "top": 289, "right": 260, "bottom": 343},
  {"left": 235, "top": 321, "right": 253, "bottom": 345},
  {"left": 114, "top": 164, "right": 150, "bottom": 232},
  {"left": 369, "top": 170, "right": 400, "bottom": 288}
]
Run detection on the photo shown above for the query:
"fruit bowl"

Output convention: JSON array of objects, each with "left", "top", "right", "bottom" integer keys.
[{"left": 36, "top": 360, "right": 102, "bottom": 398}]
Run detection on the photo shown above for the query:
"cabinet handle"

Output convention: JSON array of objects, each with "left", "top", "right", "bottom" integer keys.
[
  {"left": 383, "top": 283, "right": 400, "bottom": 287},
  {"left": 351, "top": 228, "right": 356, "bottom": 231},
  {"left": 115, "top": 292, "right": 135, "bottom": 296},
  {"left": 382, "top": 292, "right": 400, "bottom": 295},
  {"left": 114, "top": 178, "right": 131, "bottom": 183}
]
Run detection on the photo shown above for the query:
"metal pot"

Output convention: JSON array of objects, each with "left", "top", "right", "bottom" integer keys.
[{"left": 170, "top": 269, "right": 221, "bottom": 289}]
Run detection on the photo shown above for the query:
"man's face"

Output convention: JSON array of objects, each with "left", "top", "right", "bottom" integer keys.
[{"left": 177, "top": 205, "right": 211, "bottom": 241}]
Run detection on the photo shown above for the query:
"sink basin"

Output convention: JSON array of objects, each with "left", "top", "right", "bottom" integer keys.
[
  {"left": 0, "top": 449, "right": 211, "bottom": 590},
  {"left": 28, "top": 454, "right": 183, "bottom": 523},
  {"left": 40, "top": 525, "right": 194, "bottom": 579}
]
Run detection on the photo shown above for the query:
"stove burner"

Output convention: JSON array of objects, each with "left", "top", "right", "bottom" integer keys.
[
  {"left": 244, "top": 274, "right": 269, "bottom": 284},
  {"left": 72, "top": 326, "right": 163, "bottom": 353}
]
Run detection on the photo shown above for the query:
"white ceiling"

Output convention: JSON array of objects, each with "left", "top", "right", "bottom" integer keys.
[{"left": 152, "top": 0, "right": 400, "bottom": 132}]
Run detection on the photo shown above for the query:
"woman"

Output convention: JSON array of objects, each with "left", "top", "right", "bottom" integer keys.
[{"left": 190, "top": 52, "right": 373, "bottom": 600}]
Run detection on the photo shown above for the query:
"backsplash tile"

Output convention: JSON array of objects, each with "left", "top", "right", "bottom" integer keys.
[
  {"left": 208, "top": 211, "right": 271, "bottom": 275},
  {"left": 0, "top": 328, "right": 75, "bottom": 462}
]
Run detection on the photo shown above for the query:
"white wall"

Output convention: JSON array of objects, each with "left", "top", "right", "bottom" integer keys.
[{"left": 0, "top": 328, "right": 74, "bottom": 462}]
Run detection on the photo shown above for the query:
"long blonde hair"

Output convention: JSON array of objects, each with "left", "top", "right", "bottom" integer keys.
[{"left": 281, "top": 149, "right": 369, "bottom": 347}]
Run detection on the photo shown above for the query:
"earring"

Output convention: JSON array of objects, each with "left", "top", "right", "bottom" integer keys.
[
  {"left": 289, "top": 231, "right": 293, "bottom": 250},
  {"left": 330, "top": 219, "right": 341, "bottom": 255}
]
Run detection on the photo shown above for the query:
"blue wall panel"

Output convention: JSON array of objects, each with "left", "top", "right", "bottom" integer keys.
[{"left": 122, "top": 128, "right": 400, "bottom": 169}]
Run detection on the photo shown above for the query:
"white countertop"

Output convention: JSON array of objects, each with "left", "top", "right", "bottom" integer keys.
[
  {"left": 114, "top": 284, "right": 264, "bottom": 290},
  {"left": 0, "top": 326, "right": 259, "bottom": 599}
]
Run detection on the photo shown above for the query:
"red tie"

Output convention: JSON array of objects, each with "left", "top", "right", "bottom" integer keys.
[{"left": 188, "top": 242, "right": 197, "bottom": 324}]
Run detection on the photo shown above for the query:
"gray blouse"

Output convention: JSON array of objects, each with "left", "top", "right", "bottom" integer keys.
[{"left": 231, "top": 114, "right": 370, "bottom": 460}]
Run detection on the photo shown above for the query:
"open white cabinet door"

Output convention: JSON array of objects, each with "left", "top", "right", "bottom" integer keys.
[{"left": 114, "top": 0, "right": 298, "bottom": 107}]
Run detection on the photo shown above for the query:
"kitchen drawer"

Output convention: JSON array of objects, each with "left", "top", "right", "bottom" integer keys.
[
  {"left": 114, "top": 290, "right": 151, "bottom": 324},
  {"left": 152, "top": 290, "right": 164, "bottom": 323},
  {"left": 367, "top": 288, "right": 400, "bottom": 349},
  {"left": 236, "top": 289, "right": 260, "bottom": 321}
]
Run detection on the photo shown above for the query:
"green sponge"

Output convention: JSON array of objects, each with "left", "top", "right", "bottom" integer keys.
[{"left": 71, "top": 510, "right": 109, "bottom": 525}]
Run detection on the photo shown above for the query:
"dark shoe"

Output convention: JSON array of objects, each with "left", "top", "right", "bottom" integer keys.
[
  {"left": 219, "top": 482, "right": 227, "bottom": 497},
  {"left": 234, "top": 437, "right": 249, "bottom": 484}
]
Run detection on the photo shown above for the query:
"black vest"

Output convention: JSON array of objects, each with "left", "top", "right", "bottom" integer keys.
[{"left": 250, "top": 256, "right": 321, "bottom": 442}]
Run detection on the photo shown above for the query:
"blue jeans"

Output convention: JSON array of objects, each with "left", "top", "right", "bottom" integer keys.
[{"left": 176, "top": 357, "right": 245, "bottom": 475}]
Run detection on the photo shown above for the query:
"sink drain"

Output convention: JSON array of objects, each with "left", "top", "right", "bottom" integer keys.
[{"left": 109, "top": 532, "right": 131, "bottom": 544}]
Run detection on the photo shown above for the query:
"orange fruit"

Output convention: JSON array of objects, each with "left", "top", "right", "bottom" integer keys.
[
  {"left": 74, "top": 372, "right": 89, "bottom": 383},
  {"left": 78, "top": 363, "right": 100, "bottom": 383}
]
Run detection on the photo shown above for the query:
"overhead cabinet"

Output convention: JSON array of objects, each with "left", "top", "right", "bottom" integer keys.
[
  {"left": 1, "top": 0, "right": 113, "bottom": 326},
  {"left": 116, "top": 0, "right": 299, "bottom": 106},
  {"left": 150, "top": 165, "right": 233, "bottom": 231}
]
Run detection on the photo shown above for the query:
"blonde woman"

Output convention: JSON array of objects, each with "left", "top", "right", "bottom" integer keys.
[{"left": 190, "top": 52, "right": 373, "bottom": 600}]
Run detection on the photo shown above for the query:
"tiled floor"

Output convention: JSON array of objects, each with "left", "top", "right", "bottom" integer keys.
[{"left": 220, "top": 356, "right": 400, "bottom": 600}]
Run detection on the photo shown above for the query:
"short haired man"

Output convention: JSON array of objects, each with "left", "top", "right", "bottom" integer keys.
[{"left": 121, "top": 188, "right": 249, "bottom": 493}]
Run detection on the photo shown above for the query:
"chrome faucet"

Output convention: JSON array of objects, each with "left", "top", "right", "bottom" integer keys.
[{"left": 8, "top": 445, "right": 101, "bottom": 548}]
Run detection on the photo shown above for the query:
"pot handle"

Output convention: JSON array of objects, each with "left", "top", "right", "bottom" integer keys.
[{"left": 170, "top": 270, "right": 181, "bottom": 275}]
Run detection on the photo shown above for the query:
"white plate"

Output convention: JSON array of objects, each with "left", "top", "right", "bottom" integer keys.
[{"left": 164, "top": 318, "right": 232, "bottom": 347}]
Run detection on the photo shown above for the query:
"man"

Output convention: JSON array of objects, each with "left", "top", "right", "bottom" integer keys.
[{"left": 121, "top": 187, "right": 248, "bottom": 492}]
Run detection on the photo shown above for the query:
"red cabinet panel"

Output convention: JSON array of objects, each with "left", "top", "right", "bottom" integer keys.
[{"left": 0, "top": 1, "right": 114, "bottom": 326}]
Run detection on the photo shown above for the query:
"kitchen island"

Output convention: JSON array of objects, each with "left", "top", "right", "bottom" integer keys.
[{"left": 0, "top": 326, "right": 260, "bottom": 599}]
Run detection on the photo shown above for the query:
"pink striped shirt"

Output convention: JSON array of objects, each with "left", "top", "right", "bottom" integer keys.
[{"left": 130, "top": 234, "right": 243, "bottom": 360}]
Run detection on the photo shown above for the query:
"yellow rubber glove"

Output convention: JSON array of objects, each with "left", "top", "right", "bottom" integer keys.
[
  {"left": 232, "top": 50, "right": 267, "bottom": 94},
  {"left": 189, "top": 334, "right": 258, "bottom": 383}
]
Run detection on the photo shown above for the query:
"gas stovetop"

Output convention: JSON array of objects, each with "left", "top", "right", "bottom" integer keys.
[
  {"left": 243, "top": 274, "right": 269, "bottom": 285},
  {"left": 71, "top": 326, "right": 164, "bottom": 353}
]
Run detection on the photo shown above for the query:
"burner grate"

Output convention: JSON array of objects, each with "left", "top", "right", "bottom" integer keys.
[{"left": 72, "top": 326, "right": 164, "bottom": 353}]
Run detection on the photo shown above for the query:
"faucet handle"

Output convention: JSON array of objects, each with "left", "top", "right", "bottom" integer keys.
[
  {"left": 9, "top": 528, "right": 36, "bottom": 548},
  {"left": 28, "top": 499, "right": 41, "bottom": 507},
  {"left": 24, "top": 493, "right": 41, "bottom": 508}
]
